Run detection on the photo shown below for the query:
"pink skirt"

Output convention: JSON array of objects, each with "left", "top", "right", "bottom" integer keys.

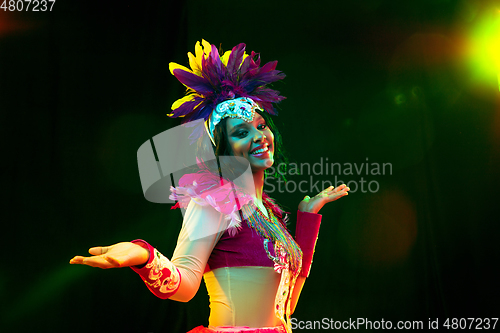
[{"left": 188, "top": 325, "right": 286, "bottom": 333}]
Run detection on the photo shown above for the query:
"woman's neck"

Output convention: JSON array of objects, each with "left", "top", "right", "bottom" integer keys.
[{"left": 252, "top": 170, "right": 265, "bottom": 204}]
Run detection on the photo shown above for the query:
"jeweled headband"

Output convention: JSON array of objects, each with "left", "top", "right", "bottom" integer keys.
[{"left": 167, "top": 40, "right": 286, "bottom": 145}]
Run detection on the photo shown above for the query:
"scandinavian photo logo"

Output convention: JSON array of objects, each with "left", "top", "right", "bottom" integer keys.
[{"left": 265, "top": 157, "right": 392, "bottom": 194}]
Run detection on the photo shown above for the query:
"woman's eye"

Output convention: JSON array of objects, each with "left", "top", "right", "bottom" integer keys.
[
  {"left": 235, "top": 131, "right": 248, "bottom": 138},
  {"left": 258, "top": 124, "right": 267, "bottom": 130}
]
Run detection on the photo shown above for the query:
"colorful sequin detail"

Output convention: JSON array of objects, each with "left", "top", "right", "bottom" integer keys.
[
  {"left": 241, "top": 203, "right": 302, "bottom": 333},
  {"left": 241, "top": 204, "right": 302, "bottom": 275}
]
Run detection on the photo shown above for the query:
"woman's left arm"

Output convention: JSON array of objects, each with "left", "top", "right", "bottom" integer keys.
[{"left": 290, "top": 184, "right": 350, "bottom": 313}]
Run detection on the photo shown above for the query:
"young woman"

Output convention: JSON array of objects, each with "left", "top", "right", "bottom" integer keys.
[{"left": 70, "top": 40, "right": 350, "bottom": 333}]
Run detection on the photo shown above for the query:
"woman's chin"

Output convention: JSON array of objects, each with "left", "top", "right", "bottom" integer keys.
[
  {"left": 264, "top": 158, "right": 274, "bottom": 169},
  {"left": 250, "top": 158, "right": 274, "bottom": 173}
]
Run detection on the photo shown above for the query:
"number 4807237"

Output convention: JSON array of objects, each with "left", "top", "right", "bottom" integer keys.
[{"left": 1, "top": 0, "right": 56, "bottom": 11}]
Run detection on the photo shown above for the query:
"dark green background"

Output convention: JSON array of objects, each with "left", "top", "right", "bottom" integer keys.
[{"left": 1, "top": 0, "right": 499, "bottom": 332}]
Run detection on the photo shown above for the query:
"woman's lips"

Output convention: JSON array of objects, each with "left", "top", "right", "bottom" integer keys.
[
  {"left": 250, "top": 144, "right": 270, "bottom": 157},
  {"left": 250, "top": 143, "right": 269, "bottom": 154}
]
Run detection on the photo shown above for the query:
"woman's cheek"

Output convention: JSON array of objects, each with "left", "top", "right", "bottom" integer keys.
[{"left": 230, "top": 140, "right": 242, "bottom": 156}]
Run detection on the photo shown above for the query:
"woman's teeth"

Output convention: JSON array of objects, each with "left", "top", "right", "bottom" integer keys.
[{"left": 252, "top": 146, "right": 269, "bottom": 155}]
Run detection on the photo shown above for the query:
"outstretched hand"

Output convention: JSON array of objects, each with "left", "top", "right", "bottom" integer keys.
[
  {"left": 69, "top": 242, "right": 150, "bottom": 269},
  {"left": 298, "top": 184, "right": 350, "bottom": 214}
]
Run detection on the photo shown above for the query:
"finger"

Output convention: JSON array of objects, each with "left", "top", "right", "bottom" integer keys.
[
  {"left": 323, "top": 185, "right": 344, "bottom": 195},
  {"left": 341, "top": 186, "right": 350, "bottom": 193},
  {"left": 320, "top": 186, "right": 337, "bottom": 196},
  {"left": 333, "top": 184, "right": 347, "bottom": 192},
  {"left": 69, "top": 256, "right": 85, "bottom": 264},
  {"left": 312, "top": 186, "right": 334, "bottom": 198},
  {"left": 303, "top": 195, "right": 310, "bottom": 202},
  {"left": 83, "top": 255, "right": 116, "bottom": 269},
  {"left": 331, "top": 185, "right": 349, "bottom": 195},
  {"left": 70, "top": 255, "right": 115, "bottom": 269},
  {"left": 318, "top": 186, "right": 333, "bottom": 195},
  {"left": 103, "top": 255, "right": 122, "bottom": 267},
  {"left": 89, "top": 246, "right": 109, "bottom": 255},
  {"left": 327, "top": 189, "right": 349, "bottom": 201}
]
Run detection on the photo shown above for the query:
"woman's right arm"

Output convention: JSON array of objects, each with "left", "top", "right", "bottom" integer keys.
[{"left": 70, "top": 200, "right": 228, "bottom": 302}]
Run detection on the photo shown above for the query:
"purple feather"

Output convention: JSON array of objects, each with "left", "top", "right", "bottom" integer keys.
[
  {"left": 173, "top": 69, "right": 213, "bottom": 95},
  {"left": 239, "top": 55, "right": 251, "bottom": 77},
  {"left": 210, "top": 44, "right": 224, "bottom": 77},
  {"left": 201, "top": 56, "right": 221, "bottom": 88},
  {"left": 169, "top": 41, "right": 287, "bottom": 130},
  {"left": 170, "top": 96, "right": 204, "bottom": 118},
  {"left": 226, "top": 43, "right": 246, "bottom": 80},
  {"left": 260, "top": 60, "right": 277, "bottom": 73},
  {"left": 185, "top": 103, "right": 213, "bottom": 123},
  {"left": 242, "top": 72, "right": 286, "bottom": 91},
  {"left": 249, "top": 52, "right": 261, "bottom": 69},
  {"left": 254, "top": 87, "right": 286, "bottom": 103}
]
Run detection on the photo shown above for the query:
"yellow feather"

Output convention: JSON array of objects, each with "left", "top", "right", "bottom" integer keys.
[
  {"left": 169, "top": 62, "right": 192, "bottom": 75},
  {"left": 167, "top": 113, "right": 186, "bottom": 118},
  {"left": 201, "top": 39, "right": 212, "bottom": 59},
  {"left": 221, "top": 50, "right": 231, "bottom": 66},
  {"left": 194, "top": 41, "right": 202, "bottom": 58},
  {"left": 188, "top": 52, "right": 201, "bottom": 75},
  {"left": 194, "top": 41, "right": 203, "bottom": 68},
  {"left": 171, "top": 94, "right": 196, "bottom": 110}
]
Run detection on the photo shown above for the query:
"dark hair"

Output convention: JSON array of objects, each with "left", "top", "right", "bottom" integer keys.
[{"left": 209, "top": 110, "right": 289, "bottom": 183}]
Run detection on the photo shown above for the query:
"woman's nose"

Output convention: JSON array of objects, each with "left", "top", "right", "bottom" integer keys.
[{"left": 253, "top": 130, "right": 266, "bottom": 142}]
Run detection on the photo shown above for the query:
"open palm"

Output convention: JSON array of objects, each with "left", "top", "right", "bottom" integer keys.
[
  {"left": 70, "top": 242, "right": 149, "bottom": 269},
  {"left": 298, "top": 184, "right": 349, "bottom": 214}
]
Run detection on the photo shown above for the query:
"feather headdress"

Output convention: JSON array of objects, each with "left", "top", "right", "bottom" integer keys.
[{"left": 168, "top": 40, "right": 286, "bottom": 126}]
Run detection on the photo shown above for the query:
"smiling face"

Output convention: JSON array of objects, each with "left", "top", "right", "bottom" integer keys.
[{"left": 225, "top": 113, "right": 275, "bottom": 173}]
